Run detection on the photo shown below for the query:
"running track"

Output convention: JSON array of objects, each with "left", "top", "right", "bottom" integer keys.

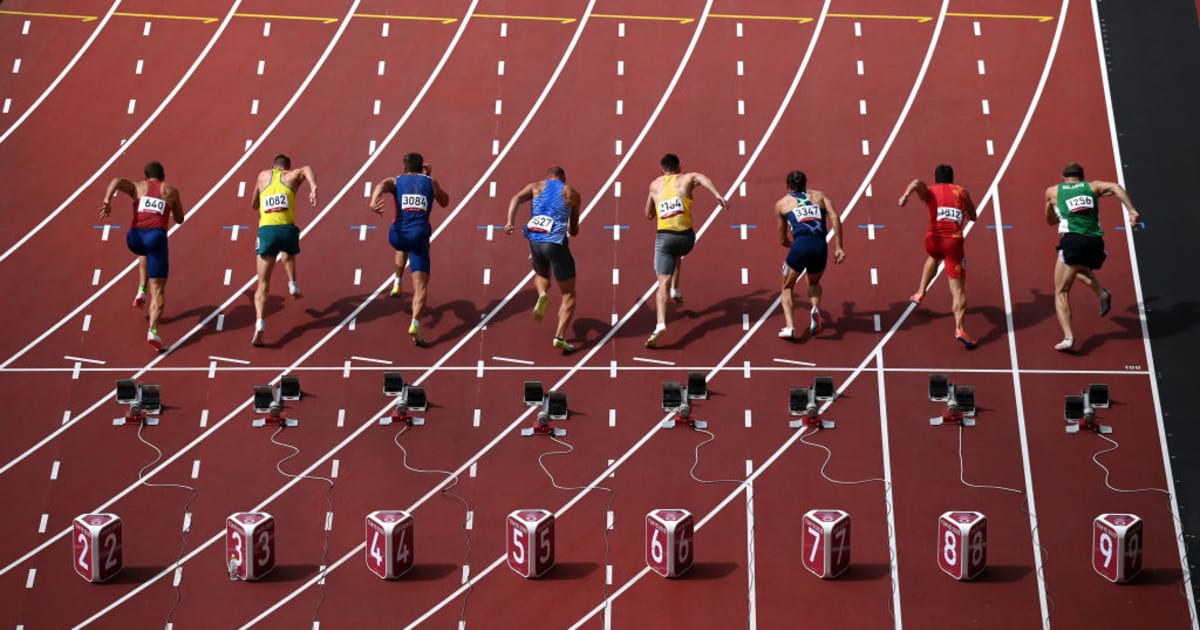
[{"left": 0, "top": 1, "right": 1193, "bottom": 628}]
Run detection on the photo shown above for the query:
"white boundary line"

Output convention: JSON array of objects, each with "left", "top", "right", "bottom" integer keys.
[
  {"left": 1089, "top": 0, "right": 1197, "bottom": 623},
  {"left": 0, "top": 1, "right": 123, "bottom": 145},
  {"left": 0, "top": 2, "right": 247, "bottom": 265},
  {"left": 875, "top": 348, "right": 902, "bottom": 628}
]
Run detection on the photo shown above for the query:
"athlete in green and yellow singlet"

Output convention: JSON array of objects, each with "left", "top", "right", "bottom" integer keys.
[{"left": 250, "top": 153, "right": 318, "bottom": 347}]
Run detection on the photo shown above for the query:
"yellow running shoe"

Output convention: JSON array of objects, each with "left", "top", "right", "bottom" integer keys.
[
  {"left": 533, "top": 294, "right": 549, "bottom": 322},
  {"left": 552, "top": 337, "right": 576, "bottom": 353},
  {"left": 408, "top": 321, "right": 427, "bottom": 347}
]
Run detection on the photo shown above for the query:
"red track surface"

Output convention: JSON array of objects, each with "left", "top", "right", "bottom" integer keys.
[{"left": 0, "top": 0, "right": 1193, "bottom": 628}]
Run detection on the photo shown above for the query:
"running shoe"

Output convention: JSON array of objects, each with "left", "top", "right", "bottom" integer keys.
[
  {"left": 390, "top": 282, "right": 402, "bottom": 298},
  {"left": 552, "top": 337, "right": 576, "bottom": 353},
  {"left": 147, "top": 330, "right": 165, "bottom": 351},
  {"left": 670, "top": 289, "right": 685, "bottom": 305},
  {"left": 1054, "top": 338, "right": 1075, "bottom": 352},
  {"left": 955, "top": 328, "right": 978, "bottom": 349},
  {"left": 779, "top": 327, "right": 795, "bottom": 339},
  {"left": 1099, "top": 289, "right": 1112, "bottom": 317},
  {"left": 289, "top": 282, "right": 304, "bottom": 299},
  {"left": 409, "top": 322, "right": 427, "bottom": 347},
  {"left": 133, "top": 291, "right": 146, "bottom": 309},
  {"left": 909, "top": 292, "right": 924, "bottom": 306},
  {"left": 533, "top": 294, "right": 549, "bottom": 322},
  {"left": 809, "top": 309, "right": 823, "bottom": 336},
  {"left": 645, "top": 324, "right": 666, "bottom": 348},
  {"left": 251, "top": 329, "right": 265, "bottom": 347}
]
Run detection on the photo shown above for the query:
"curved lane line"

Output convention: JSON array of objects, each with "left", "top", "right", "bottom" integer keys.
[{"left": 0, "top": 0, "right": 123, "bottom": 144}]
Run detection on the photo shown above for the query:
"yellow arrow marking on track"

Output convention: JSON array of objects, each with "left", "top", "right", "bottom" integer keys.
[
  {"left": 0, "top": 9, "right": 98, "bottom": 22},
  {"left": 710, "top": 13, "right": 814, "bottom": 24},
  {"left": 946, "top": 12, "right": 1055, "bottom": 22},
  {"left": 473, "top": 13, "right": 577, "bottom": 24},
  {"left": 827, "top": 13, "right": 934, "bottom": 23},
  {"left": 112, "top": 12, "right": 220, "bottom": 24},
  {"left": 353, "top": 13, "right": 459, "bottom": 24},
  {"left": 234, "top": 13, "right": 339, "bottom": 24},
  {"left": 592, "top": 13, "right": 695, "bottom": 24}
]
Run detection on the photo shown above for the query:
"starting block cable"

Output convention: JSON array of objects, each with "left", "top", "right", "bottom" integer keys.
[
  {"left": 267, "top": 426, "right": 335, "bottom": 626},
  {"left": 536, "top": 436, "right": 617, "bottom": 615},
  {"left": 391, "top": 423, "right": 475, "bottom": 626},
  {"left": 133, "top": 422, "right": 197, "bottom": 628},
  {"left": 688, "top": 427, "right": 756, "bottom": 616}
]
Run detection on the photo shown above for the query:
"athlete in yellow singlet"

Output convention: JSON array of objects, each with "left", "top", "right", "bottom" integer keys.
[
  {"left": 643, "top": 153, "right": 728, "bottom": 348},
  {"left": 250, "top": 153, "right": 318, "bottom": 347}
]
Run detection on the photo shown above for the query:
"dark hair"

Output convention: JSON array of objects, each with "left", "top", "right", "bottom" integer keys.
[
  {"left": 786, "top": 170, "right": 807, "bottom": 192},
  {"left": 660, "top": 153, "right": 681, "bottom": 172},
  {"left": 403, "top": 152, "right": 424, "bottom": 174},
  {"left": 144, "top": 161, "right": 165, "bottom": 180},
  {"left": 273, "top": 154, "right": 291, "bottom": 169},
  {"left": 1062, "top": 162, "right": 1084, "bottom": 178},
  {"left": 934, "top": 164, "right": 954, "bottom": 184},
  {"left": 546, "top": 166, "right": 566, "bottom": 180}
]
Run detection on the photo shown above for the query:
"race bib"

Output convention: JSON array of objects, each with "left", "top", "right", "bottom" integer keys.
[
  {"left": 526, "top": 215, "right": 554, "bottom": 233},
  {"left": 138, "top": 196, "right": 167, "bottom": 215},
  {"left": 657, "top": 196, "right": 684, "bottom": 218},
  {"left": 262, "top": 192, "right": 289, "bottom": 213},
  {"left": 1065, "top": 195, "right": 1095, "bottom": 213},
  {"left": 791, "top": 204, "right": 822, "bottom": 222},
  {"left": 936, "top": 206, "right": 963, "bottom": 223},
  {"left": 400, "top": 194, "right": 429, "bottom": 213}
]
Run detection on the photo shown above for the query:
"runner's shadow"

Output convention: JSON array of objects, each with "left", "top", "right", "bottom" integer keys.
[
  {"left": 169, "top": 292, "right": 285, "bottom": 352},
  {"left": 826, "top": 301, "right": 881, "bottom": 340},
  {"left": 572, "top": 317, "right": 610, "bottom": 348},
  {"left": 426, "top": 298, "right": 504, "bottom": 346},
  {"left": 1074, "top": 314, "right": 1149, "bottom": 356},
  {"left": 270, "top": 293, "right": 376, "bottom": 348},
  {"left": 1141, "top": 297, "right": 1200, "bottom": 339},
  {"left": 1130, "top": 567, "right": 1183, "bottom": 586},
  {"left": 993, "top": 288, "right": 1056, "bottom": 333},
  {"left": 666, "top": 291, "right": 772, "bottom": 349},
  {"left": 159, "top": 303, "right": 219, "bottom": 325}
]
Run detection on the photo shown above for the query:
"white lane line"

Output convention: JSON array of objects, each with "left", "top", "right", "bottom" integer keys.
[
  {"left": 617, "top": 60, "right": 624, "bottom": 75},
  {"left": 373, "top": 99, "right": 381, "bottom": 115},
  {"left": 854, "top": 21, "right": 862, "bottom": 37},
  {"left": 257, "top": 60, "right": 265, "bottom": 75},
  {"left": 861, "top": 139, "right": 870, "bottom": 155},
  {"left": 772, "top": 358, "right": 816, "bottom": 367},
  {"left": 873, "top": 314, "right": 881, "bottom": 332},
  {"left": 615, "top": 139, "right": 623, "bottom": 155},
  {"left": 476, "top": 360, "right": 484, "bottom": 378},
  {"left": 191, "top": 460, "right": 200, "bottom": 479},
  {"left": 736, "top": 22, "right": 743, "bottom": 37},
  {"left": 173, "top": 567, "right": 183, "bottom": 587},
  {"left": 744, "top": 410, "right": 752, "bottom": 428},
  {"left": 973, "top": 20, "right": 981, "bottom": 37},
  {"left": 616, "top": 100, "right": 623, "bottom": 115},
  {"left": 208, "top": 355, "right": 250, "bottom": 365},
  {"left": 91, "top": 269, "right": 101, "bottom": 286},
  {"left": 492, "top": 139, "right": 499, "bottom": 155},
  {"left": 238, "top": 181, "right": 246, "bottom": 197},
  {"left": 368, "top": 139, "right": 377, "bottom": 154},
  {"left": 135, "top": 59, "right": 144, "bottom": 75},
  {"left": 337, "top": 409, "right": 345, "bottom": 428},
  {"left": 856, "top": 59, "right": 864, "bottom": 75},
  {"left": 870, "top": 268, "right": 878, "bottom": 285},
  {"left": 738, "top": 99, "right": 745, "bottom": 115},
  {"left": 868, "top": 223, "right": 876, "bottom": 239},
  {"left": 223, "top": 269, "right": 232, "bottom": 286},
  {"left": 482, "top": 268, "right": 491, "bottom": 285},
  {"left": 62, "top": 411, "right": 71, "bottom": 426},
  {"left": 494, "top": 99, "right": 502, "bottom": 115},
  {"left": 50, "top": 461, "right": 60, "bottom": 480},
  {"left": 874, "top": 350, "right": 903, "bottom": 624},
  {"left": 2, "top": 99, "right": 9, "bottom": 114},
  {"left": 349, "top": 355, "right": 391, "bottom": 365},
  {"left": 742, "top": 313, "right": 749, "bottom": 331},
  {"left": 264, "top": 22, "right": 271, "bottom": 37},
  {"left": 183, "top": 512, "right": 192, "bottom": 532},
  {"left": 859, "top": 99, "right": 867, "bottom": 115},
  {"left": 609, "top": 359, "right": 617, "bottom": 376},
  {"left": 986, "top": 139, "right": 995, "bottom": 155},
  {"left": 981, "top": 98, "right": 990, "bottom": 115},
  {"left": 465, "top": 511, "right": 474, "bottom": 530},
  {"left": 377, "top": 60, "right": 385, "bottom": 76},
  {"left": 615, "top": 181, "right": 622, "bottom": 197},
  {"left": 64, "top": 355, "right": 105, "bottom": 365},
  {"left": 490, "top": 356, "right": 533, "bottom": 366},
  {"left": 473, "top": 409, "right": 481, "bottom": 428},
  {"left": 381, "top": 22, "right": 388, "bottom": 37},
  {"left": 25, "top": 568, "right": 35, "bottom": 589},
  {"left": 609, "top": 409, "right": 616, "bottom": 428},
  {"left": 736, "top": 60, "right": 744, "bottom": 75},
  {"left": 215, "top": 315, "right": 225, "bottom": 331},
  {"left": 618, "top": 22, "right": 625, "bottom": 37},
  {"left": 500, "top": 21, "right": 507, "bottom": 36},
  {"left": 489, "top": 182, "right": 496, "bottom": 198},
  {"left": 71, "top": 362, "right": 81, "bottom": 380},
  {"left": 200, "top": 410, "right": 209, "bottom": 429},
  {"left": 343, "top": 361, "right": 351, "bottom": 378},
  {"left": 22, "top": 20, "right": 30, "bottom": 35},
  {"left": 977, "top": 59, "right": 986, "bottom": 75},
  {"left": 469, "top": 463, "right": 477, "bottom": 478},
  {"left": 325, "top": 512, "right": 333, "bottom": 531},
  {"left": 12, "top": 59, "right": 21, "bottom": 74},
  {"left": 866, "top": 183, "right": 873, "bottom": 197},
  {"left": 354, "top": 269, "right": 362, "bottom": 285},
  {"left": 738, "top": 139, "right": 746, "bottom": 155},
  {"left": 612, "top": 268, "right": 619, "bottom": 285},
  {"left": 38, "top": 514, "right": 48, "bottom": 534},
  {"left": 142, "top": 20, "right": 151, "bottom": 36},
  {"left": 251, "top": 99, "right": 259, "bottom": 115},
  {"left": 631, "top": 357, "right": 675, "bottom": 366},
  {"left": 741, "top": 268, "right": 748, "bottom": 284},
  {"left": 497, "top": 60, "right": 504, "bottom": 76},
  {"left": 745, "top": 458, "right": 757, "bottom": 630}
]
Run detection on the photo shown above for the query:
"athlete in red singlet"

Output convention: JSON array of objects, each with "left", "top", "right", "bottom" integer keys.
[
  {"left": 898, "top": 164, "right": 978, "bottom": 348},
  {"left": 100, "top": 161, "right": 185, "bottom": 351}
]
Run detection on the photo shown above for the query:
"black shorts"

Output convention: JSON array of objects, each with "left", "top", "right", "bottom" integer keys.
[
  {"left": 1057, "top": 232, "right": 1106, "bottom": 270},
  {"left": 530, "top": 240, "right": 576, "bottom": 281}
]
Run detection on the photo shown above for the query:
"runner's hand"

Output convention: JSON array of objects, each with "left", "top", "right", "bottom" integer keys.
[
  {"left": 834, "top": 248, "right": 846, "bottom": 264},
  {"left": 99, "top": 201, "right": 111, "bottom": 218}
]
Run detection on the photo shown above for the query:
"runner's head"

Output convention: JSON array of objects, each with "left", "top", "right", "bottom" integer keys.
[
  {"left": 786, "top": 170, "right": 807, "bottom": 192},
  {"left": 546, "top": 166, "right": 566, "bottom": 181},
  {"left": 1062, "top": 162, "right": 1084, "bottom": 179},
  {"left": 660, "top": 153, "right": 681, "bottom": 174},
  {"left": 144, "top": 161, "right": 165, "bottom": 180},
  {"left": 273, "top": 154, "right": 291, "bottom": 169},
  {"left": 934, "top": 164, "right": 954, "bottom": 184},
  {"left": 403, "top": 152, "right": 425, "bottom": 174}
]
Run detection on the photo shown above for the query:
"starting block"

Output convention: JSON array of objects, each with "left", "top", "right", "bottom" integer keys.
[
  {"left": 686, "top": 372, "right": 708, "bottom": 400},
  {"left": 523, "top": 381, "right": 545, "bottom": 406},
  {"left": 928, "top": 374, "right": 950, "bottom": 401},
  {"left": 661, "top": 403, "right": 707, "bottom": 430},
  {"left": 521, "top": 411, "right": 566, "bottom": 437},
  {"left": 1087, "top": 383, "right": 1111, "bottom": 408},
  {"left": 383, "top": 372, "right": 405, "bottom": 396},
  {"left": 938, "top": 511, "right": 987, "bottom": 580},
  {"left": 402, "top": 385, "right": 428, "bottom": 412},
  {"left": 72, "top": 513, "right": 123, "bottom": 583},
  {"left": 789, "top": 387, "right": 812, "bottom": 416},
  {"left": 788, "top": 387, "right": 832, "bottom": 429},
  {"left": 662, "top": 382, "right": 684, "bottom": 411},
  {"left": 802, "top": 509, "right": 851, "bottom": 579},
  {"left": 646, "top": 509, "right": 694, "bottom": 578},
  {"left": 1064, "top": 394, "right": 1085, "bottom": 422},
  {"left": 226, "top": 512, "right": 276, "bottom": 581},
  {"left": 365, "top": 510, "right": 414, "bottom": 579},
  {"left": 507, "top": 509, "right": 555, "bottom": 578},
  {"left": 112, "top": 402, "right": 159, "bottom": 427},
  {"left": 949, "top": 385, "right": 975, "bottom": 417},
  {"left": 1066, "top": 407, "right": 1112, "bottom": 434},
  {"left": 544, "top": 391, "right": 568, "bottom": 420},
  {"left": 253, "top": 402, "right": 298, "bottom": 428},
  {"left": 930, "top": 400, "right": 975, "bottom": 427},
  {"left": 379, "top": 401, "right": 424, "bottom": 427},
  {"left": 115, "top": 379, "right": 139, "bottom": 404},
  {"left": 813, "top": 376, "right": 836, "bottom": 401},
  {"left": 253, "top": 385, "right": 275, "bottom": 413},
  {"left": 1093, "top": 513, "right": 1142, "bottom": 583},
  {"left": 278, "top": 376, "right": 301, "bottom": 401}
]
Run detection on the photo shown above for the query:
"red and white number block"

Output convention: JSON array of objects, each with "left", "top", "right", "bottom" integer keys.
[
  {"left": 1093, "top": 513, "right": 1143, "bottom": 583},
  {"left": 938, "top": 511, "right": 987, "bottom": 580},
  {"left": 226, "top": 512, "right": 276, "bottom": 581},
  {"left": 802, "top": 509, "right": 851, "bottom": 578},
  {"left": 73, "top": 513, "right": 123, "bottom": 583},
  {"left": 365, "top": 510, "right": 414, "bottom": 579},
  {"left": 646, "top": 509, "right": 694, "bottom": 578},
  {"left": 507, "top": 509, "right": 555, "bottom": 578}
]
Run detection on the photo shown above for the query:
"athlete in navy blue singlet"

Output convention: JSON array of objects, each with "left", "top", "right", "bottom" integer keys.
[{"left": 774, "top": 170, "right": 845, "bottom": 339}]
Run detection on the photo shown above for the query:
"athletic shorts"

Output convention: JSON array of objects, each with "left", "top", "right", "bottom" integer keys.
[
  {"left": 925, "top": 233, "right": 966, "bottom": 280},
  {"left": 530, "top": 240, "right": 576, "bottom": 282},
  {"left": 256, "top": 224, "right": 301, "bottom": 257},
  {"left": 1057, "top": 232, "right": 1106, "bottom": 270},
  {"left": 126, "top": 227, "right": 169, "bottom": 279},
  {"left": 389, "top": 223, "right": 432, "bottom": 274},
  {"left": 654, "top": 229, "right": 695, "bottom": 276},
  {"left": 785, "top": 235, "right": 828, "bottom": 276}
]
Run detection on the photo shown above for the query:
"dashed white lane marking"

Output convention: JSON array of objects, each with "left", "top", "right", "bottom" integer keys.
[
  {"left": 173, "top": 567, "right": 183, "bottom": 587},
  {"left": 632, "top": 356, "right": 674, "bottom": 366},
  {"left": 616, "top": 100, "right": 623, "bottom": 115},
  {"left": 737, "top": 99, "right": 745, "bottom": 115},
  {"left": 143, "top": 21, "right": 151, "bottom": 37},
  {"left": 191, "top": 460, "right": 200, "bottom": 479},
  {"left": 135, "top": 59, "right": 144, "bottom": 75},
  {"left": 491, "top": 139, "right": 499, "bottom": 155},
  {"left": 736, "top": 60, "right": 744, "bottom": 75},
  {"left": 483, "top": 268, "right": 491, "bottom": 285},
  {"left": 982, "top": 99, "right": 990, "bottom": 115},
  {"left": 617, "top": 60, "right": 624, "bottom": 76},
  {"left": 739, "top": 223, "right": 749, "bottom": 240},
  {"left": 500, "top": 22, "right": 508, "bottom": 37},
  {"left": 337, "top": 409, "right": 345, "bottom": 428},
  {"left": 743, "top": 361, "right": 752, "bottom": 378},
  {"left": 465, "top": 511, "right": 474, "bottom": 530},
  {"left": 862, "top": 139, "right": 870, "bottom": 155},
  {"left": 215, "top": 314, "right": 225, "bottom": 331},
  {"left": 251, "top": 99, "right": 259, "bottom": 115},
  {"left": 100, "top": 224, "right": 113, "bottom": 240},
  {"left": 859, "top": 99, "right": 867, "bottom": 115},
  {"left": 354, "top": 269, "right": 362, "bottom": 285},
  {"left": 377, "top": 60, "right": 386, "bottom": 76},
  {"left": 609, "top": 359, "right": 617, "bottom": 376},
  {"left": 368, "top": 139, "right": 377, "bottom": 154},
  {"left": 856, "top": 59, "right": 864, "bottom": 75},
  {"left": 462, "top": 565, "right": 471, "bottom": 583},
  {"left": 207, "top": 360, "right": 216, "bottom": 379},
  {"left": 209, "top": 355, "right": 250, "bottom": 365},
  {"left": 2, "top": 99, "right": 10, "bottom": 114},
  {"left": 325, "top": 512, "right": 334, "bottom": 531},
  {"left": 223, "top": 269, "right": 232, "bottom": 286},
  {"left": 744, "top": 409, "right": 752, "bottom": 428},
  {"left": 614, "top": 181, "right": 622, "bottom": 197},
  {"left": 739, "top": 182, "right": 747, "bottom": 197},
  {"left": 358, "top": 225, "right": 368, "bottom": 240},
  {"left": 264, "top": 22, "right": 271, "bottom": 37},
  {"left": 476, "top": 360, "right": 484, "bottom": 378},
  {"left": 473, "top": 409, "right": 481, "bottom": 428},
  {"left": 866, "top": 183, "right": 873, "bottom": 197},
  {"left": 612, "top": 268, "right": 619, "bottom": 285},
  {"left": 373, "top": 99, "right": 381, "bottom": 115},
  {"left": 82, "top": 315, "right": 91, "bottom": 332},
  {"left": 738, "top": 139, "right": 746, "bottom": 155},
  {"left": 873, "top": 313, "right": 882, "bottom": 332},
  {"left": 238, "top": 181, "right": 246, "bottom": 197},
  {"left": 331, "top": 459, "right": 340, "bottom": 479},
  {"left": 200, "top": 409, "right": 209, "bottom": 428},
  {"left": 986, "top": 139, "right": 995, "bottom": 155},
  {"left": 608, "top": 409, "right": 616, "bottom": 428},
  {"left": 127, "top": 99, "right": 136, "bottom": 115},
  {"left": 977, "top": 59, "right": 986, "bottom": 75},
  {"left": 742, "top": 313, "right": 749, "bottom": 331},
  {"left": 608, "top": 459, "right": 616, "bottom": 478},
  {"left": 62, "top": 410, "right": 71, "bottom": 426},
  {"left": 364, "top": 181, "right": 372, "bottom": 197},
  {"left": 618, "top": 22, "right": 625, "bottom": 37},
  {"left": 870, "top": 268, "right": 878, "bottom": 285},
  {"left": 497, "top": 60, "right": 505, "bottom": 76},
  {"left": 91, "top": 269, "right": 101, "bottom": 286},
  {"left": 741, "top": 268, "right": 748, "bottom": 285},
  {"left": 183, "top": 512, "right": 192, "bottom": 532},
  {"left": 868, "top": 223, "right": 876, "bottom": 239},
  {"left": 854, "top": 21, "right": 862, "bottom": 37},
  {"left": 381, "top": 22, "right": 389, "bottom": 37},
  {"left": 71, "top": 362, "right": 81, "bottom": 380},
  {"left": 257, "top": 60, "right": 265, "bottom": 75},
  {"left": 494, "top": 99, "right": 502, "bottom": 115},
  {"left": 607, "top": 510, "right": 614, "bottom": 530},
  {"left": 973, "top": 20, "right": 981, "bottom": 36},
  {"left": 244, "top": 139, "right": 252, "bottom": 151},
  {"left": 736, "top": 22, "right": 744, "bottom": 37},
  {"left": 50, "top": 461, "right": 60, "bottom": 480},
  {"left": 489, "top": 182, "right": 496, "bottom": 197},
  {"left": 615, "top": 139, "right": 623, "bottom": 155},
  {"left": 469, "top": 462, "right": 477, "bottom": 478},
  {"left": 25, "top": 568, "right": 35, "bottom": 589},
  {"left": 22, "top": 20, "right": 30, "bottom": 35},
  {"left": 342, "top": 361, "right": 351, "bottom": 378},
  {"left": 12, "top": 59, "right": 21, "bottom": 74},
  {"left": 772, "top": 357, "right": 815, "bottom": 367},
  {"left": 38, "top": 514, "right": 48, "bottom": 534}
]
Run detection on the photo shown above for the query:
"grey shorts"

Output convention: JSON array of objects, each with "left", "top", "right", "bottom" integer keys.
[
  {"left": 530, "top": 240, "right": 576, "bottom": 281},
  {"left": 654, "top": 230, "right": 695, "bottom": 276}
]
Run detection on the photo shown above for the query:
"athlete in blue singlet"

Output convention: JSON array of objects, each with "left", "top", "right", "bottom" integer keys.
[
  {"left": 774, "top": 170, "right": 845, "bottom": 339},
  {"left": 369, "top": 152, "right": 449, "bottom": 346},
  {"left": 505, "top": 166, "right": 583, "bottom": 352}
]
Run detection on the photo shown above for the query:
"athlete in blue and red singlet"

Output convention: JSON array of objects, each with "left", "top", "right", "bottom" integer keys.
[
  {"left": 899, "top": 164, "right": 979, "bottom": 348},
  {"left": 100, "top": 161, "right": 185, "bottom": 351},
  {"left": 774, "top": 170, "right": 845, "bottom": 340},
  {"left": 369, "top": 152, "right": 449, "bottom": 347}
]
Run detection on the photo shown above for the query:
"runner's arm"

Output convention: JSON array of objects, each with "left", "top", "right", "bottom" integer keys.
[
  {"left": 566, "top": 185, "right": 582, "bottom": 237},
  {"left": 505, "top": 182, "right": 536, "bottom": 235},
  {"left": 820, "top": 192, "right": 846, "bottom": 263},
  {"left": 775, "top": 199, "right": 790, "bottom": 247},
  {"left": 1091, "top": 180, "right": 1141, "bottom": 225},
  {"left": 431, "top": 177, "right": 450, "bottom": 208},
  {"left": 898, "top": 179, "right": 928, "bottom": 206},
  {"left": 692, "top": 173, "right": 727, "bottom": 208},
  {"left": 251, "top": 171, "right": 263, "bottom": 210},
  {"left": 166, "top": 186, "right": 185, "bottom": 225},
  {"left": 962, "top": 189, "right": 977, "bottom": 223},
  {"left": 297, "top": 166, "right": 318, "bottom": 207},
  {"left": 645, "top": 192, "right": 656, "bottom": 220},
  {"left": 100, "top": 178, "right": 136, "bottom": 217},
  {"left": 1044, "top": 187, "right": 1058, "bottom": 226},
  {"left": 369, "top": 179, "right": 395, "bottom": 215}
]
